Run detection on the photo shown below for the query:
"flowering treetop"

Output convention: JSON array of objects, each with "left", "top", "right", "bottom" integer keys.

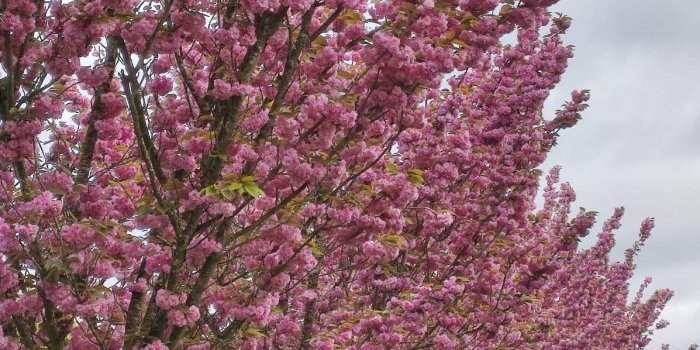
[{"left": 0, "top": 0, "right": 683, "bottom": 349}]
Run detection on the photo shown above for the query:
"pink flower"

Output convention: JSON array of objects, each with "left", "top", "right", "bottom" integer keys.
[
  {"left": 156, "top": 289, "right": 186, "bottom": 310},
  {"left": 99, "top": 93, "right": 127, "bottom": 118},
  {"left": 146, "top": 251, "right": 172, "bottom": 274},
  {"left": 143, "top": 340, "right": 169, "bottom": 350},
  {"left": 76, "top": 67, "right": 110, "bottom": 88},
  {"left": 18, "top": 191, "right": 62, "bottom": 220},
  {"left": 361, "top": 241, "right": 390, "bottom": 263},
  {"left": 149, "top": 76, "right": 174, "bottom": 96},
  {"left": 61, "top": 224, "right": 96, "bottom": 247},
  {"left": 153, "top": 56, "right": 172, "bottom": 74},
  {"left": 167, "top": 305, "right": 200, "bottom": 327},
  {"left": 211, "top": 79, "right": 233, "bottom": 100},
  {"left": 240, "top": 110, "right": 269, "bottom": 133},
  {"left": 434, "top": 334, "right": 456, "bottom": 349}
]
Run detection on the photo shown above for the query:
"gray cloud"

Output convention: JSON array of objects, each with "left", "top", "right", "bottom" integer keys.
[{"left": 540, "top": 0, "right": 700, "bottom": 347}]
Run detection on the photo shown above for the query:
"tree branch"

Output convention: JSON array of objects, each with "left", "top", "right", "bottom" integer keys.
[
  {"left": 144, "top": 7, "right": 289, "bottom": 342},
  {"left": 167, "top": 182, "right": 308, "bottom": 345},
  {"left": 74, "top": 36, "right": 119, "bottom": 186},
  {"left": 122, "top": 258, "right": 148, "bottom": 350},
  {"left": 299, "top": 270, "right": 320, "bottom": 350},
  {"left": 116, "top": 37, "right": 167, "bottom": 185}
]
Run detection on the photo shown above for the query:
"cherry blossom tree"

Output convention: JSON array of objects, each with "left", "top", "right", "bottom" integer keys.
[{"left": 0, "top": 0, "right": 682, "bottom": 349}]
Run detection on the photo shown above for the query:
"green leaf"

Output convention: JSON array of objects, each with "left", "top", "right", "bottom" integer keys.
[
  {"left": 337, "top": 70, "right": 355, "bottom": 80},
  {"left": 45, "top": 267, "right": 60, "bottom": 282},
  {"left": 499, "top": 4, "right": 513, "bottom": 16},
  {"left": 200, "top": 185, "right": 219, "bottom": 198},
  {"left": 407, "top": 168, "right": 425, "bottom": 186},
  {"left": 384, "top": 161, "right": 401, "bottom": 175},
  {"left": 241, "top": 176, "right": 256, "bottom": 184},
  {"left": 136, "top": 204, "right": 152, "bottom": 215},
  {"left": 380, "top": 234, "right": 407, "bottom": 248},
  {"left": 44, "top": 260, "right": 68, "bottom": 283},
  {"left": 339, "top": 94, "right": 358, "bottom": 107},
  {"left": 276, "top": 106, "right": 295, "bottom": 117},
  {"left": 339, "top": 10, "right": 363, "bottom": 25},
  {"left": 309, "top": 239, "right": 324, "bottom": 258},
  {"left": 242, "top": 181, "right": 265, "bottom": 198},
  {"left": 220, "top": 182, "right": 243, "bottom": 199},
  {"left": 245, "top": 326, "right": 267, "bottom": 338},
  {"left": 344, "top": 192, "right": 362, "bottom": 206}
]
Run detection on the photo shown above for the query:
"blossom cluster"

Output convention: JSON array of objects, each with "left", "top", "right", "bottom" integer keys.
[{"left": 0, "top": 0, "right": 686, "bottom": 349}]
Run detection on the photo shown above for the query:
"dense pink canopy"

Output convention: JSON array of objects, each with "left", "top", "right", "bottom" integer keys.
[{"left": 0, "top": 0, "right": 681, "bottom": 349}]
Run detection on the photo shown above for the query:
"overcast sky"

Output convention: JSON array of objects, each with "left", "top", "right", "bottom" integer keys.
[{"left": 540, "top": 1, "right": 700, "bottom": 348}]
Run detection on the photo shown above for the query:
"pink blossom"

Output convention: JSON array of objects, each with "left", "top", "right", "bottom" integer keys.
[
  {"left": 149, "top": 76, "right": 174, "bottom": 96},
  {"left": 0, "top": 2, "right": 676, "bottom": 349},
  {"left": 156, "top": 289, "right": 186, "bottom": 310},
  {"left": 143, "top": 340, "right": 169, "bottom": 350}
]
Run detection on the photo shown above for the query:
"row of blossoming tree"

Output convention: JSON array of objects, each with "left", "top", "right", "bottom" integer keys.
[{"left": 0, "top": 0, "right": 684, "bottom": 349}]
